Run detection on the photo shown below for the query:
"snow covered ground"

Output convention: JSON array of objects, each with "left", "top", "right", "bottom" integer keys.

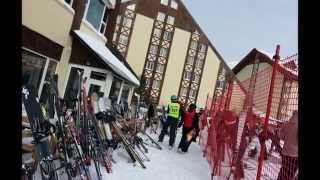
[{"left": 98, "top": 129, "right": 211, "bottom": 180}]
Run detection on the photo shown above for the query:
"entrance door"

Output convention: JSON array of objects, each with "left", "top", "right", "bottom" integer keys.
[{"left": 87, "top": 70, "right": 108, "bottom": 97}]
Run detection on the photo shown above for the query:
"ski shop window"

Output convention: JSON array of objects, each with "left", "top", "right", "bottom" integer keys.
[
  {"left": 109, "top": 77, "right": 122, "bottom": 103},
  {"left": 120, "top": 83, "right": 131, "bottom": 102},
  {"left": 85, "top": 0, "right": 106, "bottom": 31},
  {"left": 39, "top": 60, "right": 58, "bottom": 113},
  {"left": 22, "top": 50, "right": 47, "bottom": 93},
  {"left": 64, "top": 67, "right": 84, "bottom": 108}
]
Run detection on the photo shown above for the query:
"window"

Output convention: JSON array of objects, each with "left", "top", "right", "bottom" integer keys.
[
  {"left": 90, "top": 71, "right": 107, "bottom": 81},
  {"left": 170, "top": 0, "right": 178, "bottom": 9},
  {"left": 22, "top": 50, "right": 47, "bottom": 92},
  {"left": 150, "top": 45, "right": 158, "bottom": 54},
  {"left": 127, "top": 4, "right": 136, "bottom": 11},
  {"left": 156, "top": 64, "right": 164, "bottom": 73},
  {"left": 192, "top": 74, "right": 200, "bottom": 83},
  {"left": 146, "top": 61, "right": 154, "bottom": 70},
  {"left": 117, "top": 15, "right": 122, "bottom": 24},
  {"left": 200, "top": 44, "right": 207, "bottom": 52},
  {"left": 85, "top": 0, "right": 106, "bottom": 31},
  {"left": 123, "top": 17, "right": 132, "bottom": 28},
  {"left": 153, "top": 28, "right": 162, "bottom": 38},
  {"left": 160, "top": 0, "right": 169, "bottom": 6},
  {"left": 159, "top": 48, "right": 168, "bottom": 58},
  {"left": 119, "top": 34, "right": 128, "bottom": 45},
  {"left": 121, "top": 84, "right": 131, "bottom": 102},
  {"left": 184, "top": 71, "right": 191, "bottom": 80},
  {"left": 39, "top": 60, "right": 58, "bottom": 114},
  {"left": 190, "top": 41, "right": 198, "bottom": 50},
  {"left": 180, "top": 87, "right": 187, "bottom": 96},
  {"left": 157, "top": 12, "right": 166, "bottom": 22},
  {"left": 64, "top": 67, "right": 84, "bottom": 109},
  {"left": 167, "top": 16, "right": 175, "bottom": 25},
  {"left": 163, "top": 31, "right": 172, "bottom": 41},
  {"left": 109, "top": 77, "right": 122, "bottom": 103},
  {"left": 196, "top": 59, "right": 203, "bottom": 67},
  {"left": 64, "top": 0, "right": 73, "bottom": 6},
  {"left": 187, "top": 56, "right": 194, "bottom": 65},
  {"left": 113, "top": 32, "right": 118, "bottom": 42},
  {"left": 152, "top": 80, "right": 161, "bottom": 89},
  {"left": 100, "top": 8, "right": 108, "bottom": 34},
  {"left": 189, "top": 89, "right": 196, "bottom": 98}
]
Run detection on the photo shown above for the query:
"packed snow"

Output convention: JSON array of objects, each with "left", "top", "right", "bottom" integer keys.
[
  {"left": 24, "top": 128, "right": 211, "bottom": 180},
  {"left": 97, "top": 129, "right": 212, "bottom": 180}
]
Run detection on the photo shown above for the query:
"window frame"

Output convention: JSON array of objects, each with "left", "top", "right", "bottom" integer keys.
[
  {"left": 22, "top": 47, "right": 58, "bottom": 98},
  {"left": 83, "top": 0, "right": 107, "bottom": 34}
]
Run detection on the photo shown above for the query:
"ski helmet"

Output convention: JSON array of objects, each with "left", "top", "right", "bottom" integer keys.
[{"left": 170, "top": 95, "right": 177, "bottom": 101}]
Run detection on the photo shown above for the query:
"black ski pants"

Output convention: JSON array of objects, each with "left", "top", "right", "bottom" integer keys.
[
  {"left": 178, "top": 127, "right": 193, "bottom": 152},
  {"left": 158, "top": 116, "right": 179, "bottom": 146}
]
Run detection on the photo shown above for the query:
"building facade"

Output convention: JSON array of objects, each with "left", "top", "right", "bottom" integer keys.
[
  {"left": 22, "top": 0, "right": 139, "bottom": 114},
  {"left": 22, "top": 0, "right": 232, "bottom": 111},
  {"left": 106, "top": 0, "right": 230, "bottom": 108},
  {"left": 232, "top": 48, "right": 298, "bottom": 120}
]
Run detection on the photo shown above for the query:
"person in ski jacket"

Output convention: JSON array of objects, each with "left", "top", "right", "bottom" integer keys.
[
  {"left": 146, "top": 103, "right": 155, "bottom": 128},
  {"left": 191, "top": 108, "right": 203, "bottom": 142},
  {"left": 177, "top": 103, "right": 198, "bottom": 153},
  {"left": 158, "top": 95, "right": 182, "bottom": 149},
  {"left": 277, "top": 110, "right": 298, "bottom": 180}
]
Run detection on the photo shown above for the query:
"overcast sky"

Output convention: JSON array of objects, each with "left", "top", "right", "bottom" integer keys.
[{"left": 183, "top": 0, "right": 298, "bottom": 68}]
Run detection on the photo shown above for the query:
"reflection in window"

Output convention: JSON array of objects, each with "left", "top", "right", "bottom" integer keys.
[
  {"left": 170, "top": 0, "right": 178, "bottom": 9},
  {"left": 150, "top": 45, "right": 158, "bottom": 55},
  {"left": 146, "top": 61, "right": 154, "bottom": 70},
  {"left": 153, "top": 28, "right": 162, "bottom": 38},
  {"left": 64, "top": 67, "right": 84, "bottom": 109},
  {"left": 163, "top": 31, "right": 172, "bottom": 41},
  {"left": 159, "top": 48, "right": 168, "bottom": 58},
  {"left": 152, "top": 80, "right": 161, "bottom": 90},
  {"left": 123, "top": 17, "right": 132, "bottom": 27},
  {"left": 157, "top": 12, "right": 166, "bottom": 22},
  {"left": 86, "top": 0, "right": 106, "bottom": 30},
  {"left": 184, "top": 71, "right": 191, "bottom": 80},
  {"left": 109, "top": 77, "right": 122, "bottom": 103},
  {"left": 160, "top": 0, "right": 169, "bottom": 6},
  {"left": 156, "top": 64, "right": 164, "bottom": 73},
  {"left": 187, "top": 56, "right": 194, "bottom": 65},
  {"left": 22, "top": 50, "right": 47, "bottom": 92},
  {"left": 167, "top": 16, "right": 175, "bottom": 25},
  {"left": 90, "top": 71, "right": 107, "bottom": 81},
  {"left": 119, "top": 34, "right": 128, "bottom": 45}
]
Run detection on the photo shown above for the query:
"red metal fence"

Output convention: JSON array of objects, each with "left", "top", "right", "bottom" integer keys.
[{"left": 199, "top": 46, "right": 298, "bottom": 180}]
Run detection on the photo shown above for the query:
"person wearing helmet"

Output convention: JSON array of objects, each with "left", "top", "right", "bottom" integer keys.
[{"left": 158, "top": 95, "right": 183, "bottom": 149}]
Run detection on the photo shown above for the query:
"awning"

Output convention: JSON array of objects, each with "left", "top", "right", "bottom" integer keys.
[{"left": 73, "top": 30, "right": 140, "bottom": 86}]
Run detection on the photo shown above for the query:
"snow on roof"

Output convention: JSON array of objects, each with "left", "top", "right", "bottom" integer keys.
[
  {"left": 74, "top": 30, "right": 140, "bottom": 86},
  {"left": 256, "top": 48, "right": 274, "bottom": 60}
]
